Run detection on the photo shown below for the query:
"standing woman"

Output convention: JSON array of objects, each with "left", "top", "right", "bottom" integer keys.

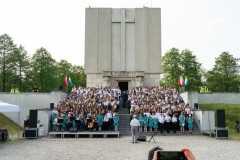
[
  {"left": 113, "top": 112, "right": 119, "bottom": 131},
  {"left": 143, "top": 114, "right": 148, "bottom": 133},
  {"left": 148, "top": 113, "right": 153, "bottom": 132},
  {"left": 179, "top": 112, "right": 186, "bottom": 133},
  {"left": 188, "top": 114, "right": 193, "bottom": 134},
  {"left": 152, "top": 113, "right": 159, "bottom": 132},
  {"left": 23, "top": 115, "right": 29, "bottom": 137},
  {"left": 97, "top": 112, "right": 104, "bottom": 131},
  {"left": 138, "top": 114, "right": 144, "bottom": 133}
]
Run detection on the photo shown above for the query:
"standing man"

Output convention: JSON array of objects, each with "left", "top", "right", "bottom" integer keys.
[
  {"left": 172, "top": 114, "right": 178, "bottom": 134},
  {"left": 158, "top": 113, "right": 165, "bottom": 134},
  {"left": 130, "top": 115, "right": 140, "bottom": 143},
  {"left": 122, "top": 91, "right": 128, "bottom": 108},
  {"left": 165, "top": 114, "right": 171, "bottom": 133}
]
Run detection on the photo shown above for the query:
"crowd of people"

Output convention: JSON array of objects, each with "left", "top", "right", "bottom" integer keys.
[
  {"left": 51, "top": 87, "right": 121, "bottom": 132},
  {"left": 128, "top": 86, "right": 194, "bottom": 134},
  {"left": 50, "top": 86, "right": 194, "bottom": 134}
]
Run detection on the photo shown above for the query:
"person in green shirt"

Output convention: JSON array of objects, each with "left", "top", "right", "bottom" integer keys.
[
  {"left": 97, "top": 113, "right": 104, "bottom": 131},
  {"left": 113, "top": 112, "right": 119, "bottom": 131},
  {"left": 143, "top": 114, "right": 148, "bottom": 133}
]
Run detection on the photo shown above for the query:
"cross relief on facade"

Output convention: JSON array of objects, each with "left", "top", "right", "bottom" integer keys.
[{"left": 112, "top": 9, "right": 135, "bottom": 71}]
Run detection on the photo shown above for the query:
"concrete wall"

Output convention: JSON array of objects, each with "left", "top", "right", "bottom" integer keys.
[
  {"left": 180, "top": 91, "right": 198, "bottom": 109},
  {"left": 180, "top": 92, "right": 240, "bottom": 106},
  {"left": 180, "top": 92, "right": 188, "bottom": 105},
  {"left": 0, "top": 92, "right": 67, "bottom": 129},
  {"left": 199, "top": 93, "right": 240, "bottom": 104},
  {"left": 194, "top": 110, "right": 215, "bottom": 132}
]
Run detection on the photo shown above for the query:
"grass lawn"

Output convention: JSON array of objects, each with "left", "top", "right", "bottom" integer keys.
[
  {"left": 0, "top": 113, "right": 23, "bottom": 135},
  {"left": 199, "top": 104, "right": 240, "bottom": 141}
]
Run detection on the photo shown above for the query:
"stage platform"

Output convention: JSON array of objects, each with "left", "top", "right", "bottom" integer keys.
[{"left": 49, "top": 131, "right": 120, "bottom": 138}]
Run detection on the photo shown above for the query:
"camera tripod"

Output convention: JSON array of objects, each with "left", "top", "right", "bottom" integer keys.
[{"left": 148, "top": 131, "right": 157, "bottom": 143}]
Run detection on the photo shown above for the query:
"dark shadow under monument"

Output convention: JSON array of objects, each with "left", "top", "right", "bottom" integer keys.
[{"left": 118, "top": 82, "right": 128, "bottom": 91}]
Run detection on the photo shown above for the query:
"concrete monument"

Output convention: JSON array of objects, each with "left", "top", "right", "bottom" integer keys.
[{"left": 85, "top": 8, "right": 161, "bottom": 90}]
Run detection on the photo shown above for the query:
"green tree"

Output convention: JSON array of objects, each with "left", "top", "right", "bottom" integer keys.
[
  {"left": 0, "top": 34, "right": 17, "bottom": 92},
  {"left": 181, "top": 49, "right": 202, "bottom": 91},
  {"left": 73, "top": 65, "right": 86, "bottom": 88},
  {"left": 206, "top": 52, "right": 240, "bottom": 92},
  {"left": 161, "top": 48, "right": 202, "bottom": 91},
  {"left": 56, "top": 60, "right": 72, "bottom": 91},
  {"left": 56, "top": 60, "right": 86, "bottom": 91},
  {"left": 161, "top": 48, "right": 182, "bottom": 88},
  {"left": 10, "top": 45, "right": 31, "bottom": 92},
  {"left": 30, "top": 47, "right": 57, "bottom": 92}
]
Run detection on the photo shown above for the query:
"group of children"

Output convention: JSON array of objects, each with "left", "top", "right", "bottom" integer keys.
[{"left": 131, "top": 110, "right": 194, "bottom": 134}]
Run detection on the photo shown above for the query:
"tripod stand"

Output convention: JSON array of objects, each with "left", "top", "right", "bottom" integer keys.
[{"left": 148, "top": 131, "right": 157, "bottom": 143}]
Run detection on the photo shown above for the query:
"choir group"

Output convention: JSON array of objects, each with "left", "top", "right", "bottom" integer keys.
[
  {"left": 128, "top": 87, "right": 194, "bottom": 133},
  {"left": 50, "top": 86, "right": 194, "bottom": 133},
  {"left": 51, "top": 87, "right": 121, "bottom": 132}
]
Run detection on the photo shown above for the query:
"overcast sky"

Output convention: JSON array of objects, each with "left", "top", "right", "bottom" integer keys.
[{"left": 0, "top": 0, "right": 239, "bottom": 70}]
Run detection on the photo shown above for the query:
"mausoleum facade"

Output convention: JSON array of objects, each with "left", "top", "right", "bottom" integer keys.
[{"left": 85, "top": 8, "right": 161, "bottom": 90}]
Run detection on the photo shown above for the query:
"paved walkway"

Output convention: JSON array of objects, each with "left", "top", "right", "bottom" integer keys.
[{"left": 0, "top": 135, "right": 239, "bottom": 160}]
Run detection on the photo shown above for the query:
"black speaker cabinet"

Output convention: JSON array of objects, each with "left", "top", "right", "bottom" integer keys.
[
  {"left": 0, "top": 129, "right": 8, "bottom": 141},
  {"left": 50, "top": 103, "right": 54, "bottom": 110},
  {"left": 29, "top": 110, "right": 38, "bottom": 128},
  {"left": 137, "top": 135, "right": 147, "bottom": 142},
  {"left": 24, "top": 128, "right": 38, "bottom": 138},
  {"left": 217, "top": 109, "right": 226, "bottom": 128},
  {"left": 215, "top": 127, "right": 229, "bottom": 139}
]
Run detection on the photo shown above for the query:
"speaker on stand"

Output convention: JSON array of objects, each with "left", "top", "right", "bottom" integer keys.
[
  {"left": 217, "top": 109, "right": 226, "bottom": 128},
  {"left": 29, "top": 110, "right": 38, "bottom": 128},
  {"left": 25, "top": 110, "right": 38, "bottom": 138},
  {"left": 215, "top": 109, "right": 228, "bottom": 138}
]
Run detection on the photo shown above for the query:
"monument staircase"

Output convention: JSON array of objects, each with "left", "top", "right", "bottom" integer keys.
[
  {"left": 118, "top": 99, "right": 201, "bottom": 136},
  {"left": 118, "top": 100, "right": 131, "bottom": 135}
]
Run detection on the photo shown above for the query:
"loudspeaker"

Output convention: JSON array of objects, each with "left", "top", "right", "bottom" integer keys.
[
  {"left": 217, "top": 109, "right": 226, "bottom": 128},
  {"left": 58, "top": 85, "right": 63, "bottom": 91},
  {"left": 29, "top": 110, "right": 38, "bottom": 128},
  {"left": 0, "top": 129, "right": 8, "bottom": 141},
  {"left": 69, "top": 127, "right": 78, "bottom": 132},
  {"left": 50, "top": 103, "right": 54, "bottom": 110},
  {"left": 24, "top": 129, "right": 38, "bottom": 138},
  {"left": 137, "top": 135, "right": 147, "bottom": 142},
  {"left": 194, "top": 103, "right": 199, "bottom": 110},
  {"left": 215, "top": 128, "right": 229, "bottom": 138}
]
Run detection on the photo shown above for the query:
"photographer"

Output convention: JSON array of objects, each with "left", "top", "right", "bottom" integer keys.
[{"left": 149, "top": 147, "right": 196, "bottom": 160}]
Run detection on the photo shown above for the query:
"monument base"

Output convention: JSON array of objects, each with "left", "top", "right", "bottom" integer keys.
[{"left": 86, "top": 72, "right": 160, "bottom": 89}]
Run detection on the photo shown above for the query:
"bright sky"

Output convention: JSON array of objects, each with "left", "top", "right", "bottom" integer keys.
[{"left": 0, "top": 0, "right": 239, "bottom": 70}]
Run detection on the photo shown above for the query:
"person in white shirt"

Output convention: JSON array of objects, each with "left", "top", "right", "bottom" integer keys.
[
  {"left": 130, "top": 115, "right": 140, "bottom": 143},
  {"left": 37, "top": 120, "right": 44, "bottom": 137},
  {"left": 158, "top": 113, "right": 165, "bottom": 134},
  {"left": 171, "top": 114, "right": 178, "bottom": 133},
  {"left": 107, "top": 110, "right": 113, "bottom": 130},
  {"left": 165, "top": 114, "right": 171, "bottom": 133}
]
